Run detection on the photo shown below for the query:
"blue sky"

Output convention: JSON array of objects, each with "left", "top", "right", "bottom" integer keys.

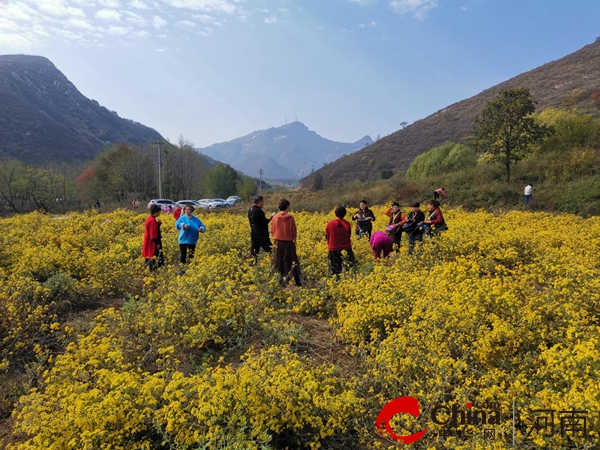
[{"left": 1, "top": 0, "right": 599, "bottom": 147}]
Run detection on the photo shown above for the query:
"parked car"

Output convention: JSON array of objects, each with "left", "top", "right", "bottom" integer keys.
[
  {"left": 176, "top": 200, "right": 207, "bottom": 210},
  {"left": 205, "top": 198, "right": 228, "bottom": 209},
  {"left": 197, "top": 199, "right": 220, "bottom": 209},
  {"left": 226, "top": 195, "right": 242, "bottom": 205},
  {"left": 214, "top": 198, "right": 236, "bottom": 207},
  {"left": 148, "top": 199, "right": 176, "bottom": 209}
]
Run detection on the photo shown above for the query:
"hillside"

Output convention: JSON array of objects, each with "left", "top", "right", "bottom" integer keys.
[
  {"left": 306, "top": 39, "right": 600, "bottom": 187},
  {"left": 0, "top": 55, "right": 163, "bottom": 165},
  {"left": 197, "top": 121, "right": 373, "bottom": 181}
]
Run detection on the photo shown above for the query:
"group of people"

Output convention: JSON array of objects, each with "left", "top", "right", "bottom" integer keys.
[
  {"left": 344, "top": 198, "right": 447, "bottom": 261},
  {"left": 249, "top": 196, "right": 302, "bottom": 286},
  {"left": 141, "top": 194, "right": 448, "bottom": 281},
  {"left": 249, "top": 196, "right": 448, "bottom": 282},
  {"left": 141, "top": 203, "right": 206, "bottom": 273}
]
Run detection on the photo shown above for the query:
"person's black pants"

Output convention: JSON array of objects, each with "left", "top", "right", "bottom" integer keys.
[
  {"left": 328, "top": 249, "right": 356, "bottom": 275},
  {"left": 179, "top": 243, "right": 196, "bottom": 264},
  {"left": 251, "top": 235, "right": 272, "bottom": 257}
]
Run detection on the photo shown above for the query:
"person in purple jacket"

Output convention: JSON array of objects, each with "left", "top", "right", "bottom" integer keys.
[{"left": 370, "top": 231, "right": 393, "bottom": 260}]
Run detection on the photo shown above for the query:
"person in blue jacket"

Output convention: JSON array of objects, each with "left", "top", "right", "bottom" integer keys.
[{"left": 175, "top": 204, "right": 206, "bottom": 264}]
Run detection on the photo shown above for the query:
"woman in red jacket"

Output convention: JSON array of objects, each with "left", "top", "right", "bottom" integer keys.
[
  {"left": 422, "top": 200, "right": 447, "bottom": 237},
  {"left": 270, "top": 198, "right": 302, "bottom": 286},
  {"left": 142, "top": 204, "right": 164, "bottom": 270}
]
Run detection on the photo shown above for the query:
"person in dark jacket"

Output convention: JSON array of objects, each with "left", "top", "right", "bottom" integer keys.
[
  {"left": 325, "top": 206, "right": 355, "bottom": 277},
  {"left": 352, "top": 199, "right": 375, "bottom": 239},
  {"left": 386, "top": 202, "right": 406, "bottom": 253},
  {"left": 248, "top": 195, "right": 274, "bottom": 260},
  {"left": 405, "top": 202, "right": 425, "bottom": 255}
]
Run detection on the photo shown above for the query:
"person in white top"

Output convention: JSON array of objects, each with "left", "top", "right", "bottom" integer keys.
[{"left": 524, "top": 184, "right": 533, "bottom": 207}]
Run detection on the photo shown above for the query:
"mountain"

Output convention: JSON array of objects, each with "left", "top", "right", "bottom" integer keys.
[
  {"left": 196, "top": 121, "right": 373, "bottom": 180},
  {"left": 0, "top": 55, "right": 163, "bottom": 165},
  {"left": 305, "top": 39, "right": 600, "bottom": 188}
]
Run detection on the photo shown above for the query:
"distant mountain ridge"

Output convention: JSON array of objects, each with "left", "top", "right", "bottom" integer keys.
[
  {"left": 196, "top": 121, "right": 373, "bottom": 180},
  {"left": 0, "top": 54, "right": 163, "bottom": 164},
  {"left": 305, "top": 39, "right": 600, "bottom": 187}
]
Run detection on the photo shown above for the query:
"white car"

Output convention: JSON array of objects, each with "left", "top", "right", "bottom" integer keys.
[
  {"left": 176, "top": 200, "right": 207, "bottom": 210},
  {"left": 148, "top": 199, "right": 176, "bottom": 209},
  {"left": 213, "top": 198, "right": 235, "bottom": 207},
  {"left": 198, "top": 199, "right": 220, "bottom": 209},
  {"left": 226, "top": 195, "right": 242, "bottom": 205}
]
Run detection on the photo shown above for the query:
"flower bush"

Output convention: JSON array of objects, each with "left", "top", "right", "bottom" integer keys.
[{"left": 2, "top": 206, "right": 599, "bottom": 449}]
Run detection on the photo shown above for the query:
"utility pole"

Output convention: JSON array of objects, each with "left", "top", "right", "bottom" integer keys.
[
  {"left": 154, "top": 137, "right": 163, "bottom": 198},
  {"left": 258, "top": 168, "right": 263, "bottom": 194}
]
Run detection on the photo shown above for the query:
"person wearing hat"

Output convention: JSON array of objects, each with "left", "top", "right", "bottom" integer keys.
[{"left": 175, "top": 203, "right": 206, "bottom": 264}]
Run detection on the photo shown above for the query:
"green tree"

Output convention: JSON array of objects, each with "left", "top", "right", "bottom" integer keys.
[
  {"left": 204, "top": 163, "right": 240, "bottom": 198},
  {"left": 313, "top": 173, "right": 324, "bottom": 191},
  {"left": 0, "top": 159, "right": 29, "bottom": 212},
  {"left": 535, "top": 108, "right": 600, "bottom": 154},
  {"left": 236, "top": 179, "right": 257, "bottom": 200},
  {"left": 473, "top": 88, "right": 553, "bottom": 182},
  {"left": 406, "top": 142, "right": 476, "bottom": 179},
  {"left": 77, "top": 144, "right": 156, "bottom": 203}
]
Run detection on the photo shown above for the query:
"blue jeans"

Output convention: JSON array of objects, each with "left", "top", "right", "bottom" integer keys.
[
  {"left": 408, "top": 232, "right": 423, "bottom": 255},
  {"left": 525, "top": 195, "right": 532, "bottom": 206}
]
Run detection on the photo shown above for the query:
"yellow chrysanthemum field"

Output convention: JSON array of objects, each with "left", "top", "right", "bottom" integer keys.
[{"left": 1, "top": 207, "right": 599, "bottom": 449}]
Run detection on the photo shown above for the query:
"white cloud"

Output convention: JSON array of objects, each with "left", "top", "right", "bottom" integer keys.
[
  {"left": 33, "top": 0, "right": 85, "bottom": 17},
  {"left": 95, "top": 9, "right": 122, "bottom": 21},
  {"left": 359, "top": 20, "right": 378, "bottom": 27},
  {"left": 157, "top": 33, "right": 168, "bottom": 39},
  {"left": 161, "top": 0, "right": 237, "bottom": 14},
  {"left": 130, "top": 0, "right": 150, "bottom": 9},
  {"left": 2, "top": 3, "right": 40, "bottom": 21},
  {"left": 264, "top": 17, "right": 278, "bottom": 24},
  {"left": 0, "top": 18, "right": 21, "bottom": 33},
  {"left": 55, "top": 28, "right": 84, "bottom": 40},
  {"left": 98, "top": 0, "right": 121, "bottom": 7},
  {"left": 198, "top": 26, "right": 212, "bottom": 36},
  {"left": 153, "top": 15, "right": 167, "bottom": 27},
  {"left": 65, "top": 18, "right": 97, "bottom": 30},
  {"left": 192, "top": 13, "right": 214, "bottom": 22},
  {"left": 176, "top": 20, "right": 197, "bottom": 28},
  {"left": 124, "top": 11, "right": 148, "bottom": 26},
  {"left": 389, "top": 0, "right": 438, "bottom": 18},
  {"left": 155, "top": 47, "right": 166, "bottom": 52},
  {"left": 107, "top": 25, "right": 129, "bottom": 34},
  {"left": 131, "top": 29, "right": 151, "bottom": 38}
]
